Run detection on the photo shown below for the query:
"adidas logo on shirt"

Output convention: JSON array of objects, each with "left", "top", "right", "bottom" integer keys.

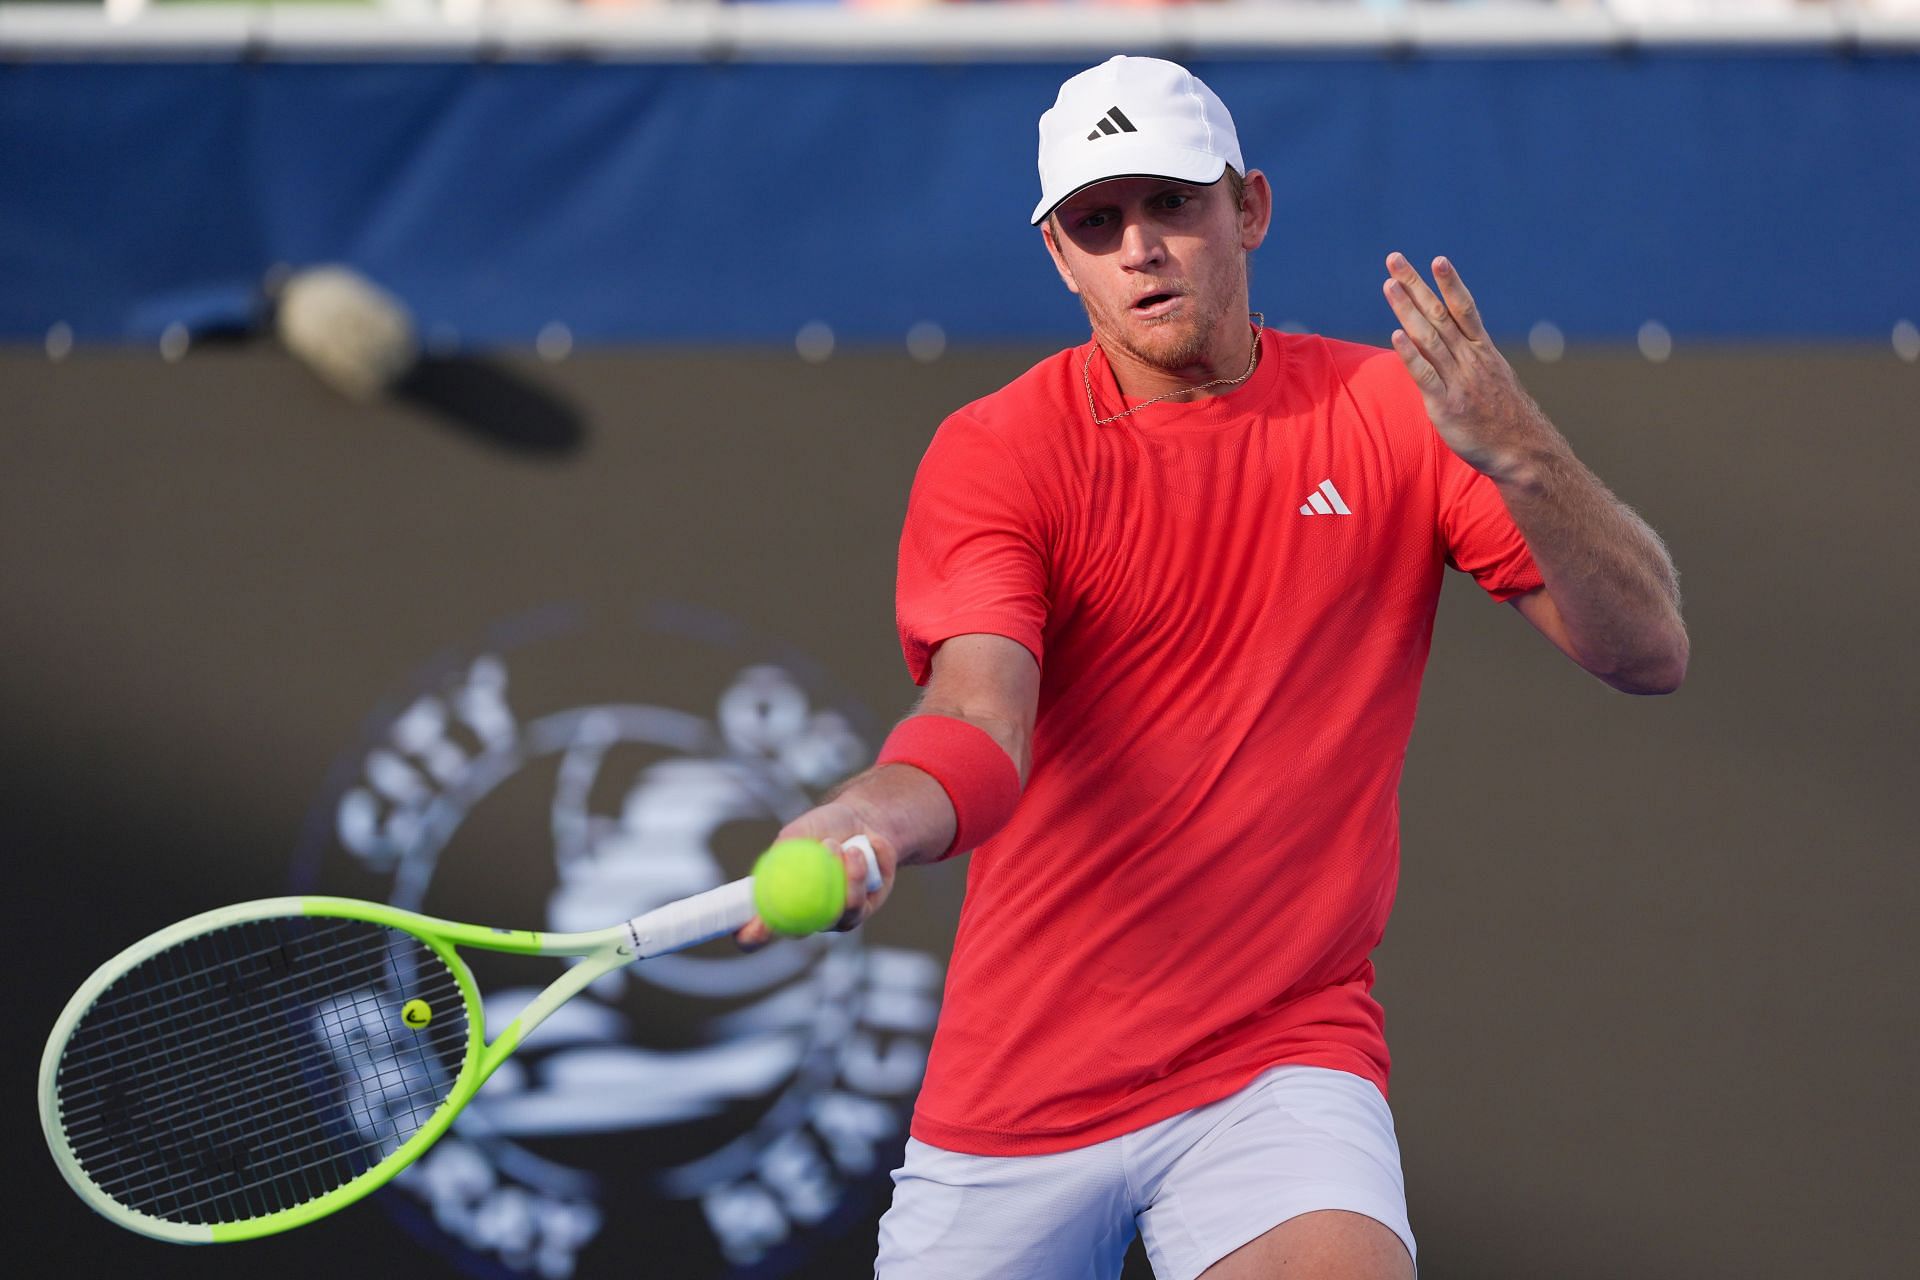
[
  {"left": 1085, "top": 106, "right": 1139, "bottom": 141},
  {"left": 1298, "top": 479, "right": 1352, "bottom": 516}
]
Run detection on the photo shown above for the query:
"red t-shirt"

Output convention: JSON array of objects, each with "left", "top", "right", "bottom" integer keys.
[{"left": 895, "top": 329, "right": 1543, "bottom": 1156}]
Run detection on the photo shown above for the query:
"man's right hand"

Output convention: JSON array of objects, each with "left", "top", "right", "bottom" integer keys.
[
  {"left": 734, "top": 803, "right": 898, "bottom": 952},
  {"left": 732, "top": 632, "right": 1038, "bottom": 953}
]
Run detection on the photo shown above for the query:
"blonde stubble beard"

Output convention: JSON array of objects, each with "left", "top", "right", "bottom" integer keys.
[{"left": 1082, "top": 253, "right": 1252, "bottom": 385}]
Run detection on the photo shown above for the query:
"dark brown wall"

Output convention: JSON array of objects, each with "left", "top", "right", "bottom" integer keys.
[{"left": 3, "top": 346, "right": 1912, "bottom": 1278}]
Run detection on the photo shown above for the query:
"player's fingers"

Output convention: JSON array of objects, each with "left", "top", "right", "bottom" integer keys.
[
  {"left": 1431, "top": 256, "right": 1486, "bottom": 342},
  {"left": 830, "top": 894, "right": 873, "bottom": 933},
  {"left": 734, "top": 917, "right": 773, "bottom": 953},
  {"left": 844, "top": 846, "right": 869, "bottom": 908},
  {"left": 1385, "top": 253, "right": 1458, "bottom": 342},
  {"left": 831, "top": 841, "right": 885, "bottom": 932},
  {"left": 1390, "top": 329, "right": 1444, "bottom": 394},
  {"left": 1383, "top": 280, "right": 1456, "bottom": 377}
]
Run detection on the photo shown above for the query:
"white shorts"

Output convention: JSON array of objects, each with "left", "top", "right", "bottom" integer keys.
[{"left": 874, "top": 1065, "right": 1415, "bottom": 1280}]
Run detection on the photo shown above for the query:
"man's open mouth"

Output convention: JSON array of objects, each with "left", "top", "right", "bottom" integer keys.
[{"left": 1132, "top": 293, "right": 1182, "bottom": 317}]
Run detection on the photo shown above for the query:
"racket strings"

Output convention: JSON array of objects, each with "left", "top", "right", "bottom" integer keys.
[
  {"left": 57, "top": 940, "right": 432, "bottom": 1128},
  {"left": 73, "top": 987, "right": 449, "bottom": 1218},
  {"left": 62, "top": 919, "right": 464, "bottom": 1221},
  {"left": 70, "top": 927, "right": 394, "bottom": 1027},
  {"left": 58, "top": 943, "right": 428, "bottom": 1129},
  {"left": 54, "top": 915, "right": 470, "bottom": 1226},
  {"left": 59, "top": 922, "right": 407, "bottom": 1212},
  {"left": 59, "top": 948, "right": 415, "bottom": 1141},
  {"left": 66, "top": 996, "right": 434, "bottom": 1190}
]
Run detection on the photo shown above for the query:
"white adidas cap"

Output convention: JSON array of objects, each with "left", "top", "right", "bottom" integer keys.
[{"left": 1031, "top": 55, "right": 1244, "bottom": 227}]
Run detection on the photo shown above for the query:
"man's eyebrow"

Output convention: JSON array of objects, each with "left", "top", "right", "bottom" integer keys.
[{"left": 1057, "top": 201, "right": 1110, "bottom": 220}]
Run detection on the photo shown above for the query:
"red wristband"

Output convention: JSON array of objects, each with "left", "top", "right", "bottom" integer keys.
[{"left": 875, "top": 715, "right": 1022, "bottom": 860}]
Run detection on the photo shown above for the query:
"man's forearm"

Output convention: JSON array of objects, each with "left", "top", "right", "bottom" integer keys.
[
  {"left": 1490, "top": 419, "right": 1689, "bottom": 692},
  {"left": 827, "top": 694, "right": 1029, "bottom": 868},
  {"left": 826, "top": 761, "right": 961, "bottom": 869}
]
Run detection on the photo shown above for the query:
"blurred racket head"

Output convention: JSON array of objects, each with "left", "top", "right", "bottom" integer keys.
[{"left": 274, "top": 265, "right": 419, "bottom": 402}]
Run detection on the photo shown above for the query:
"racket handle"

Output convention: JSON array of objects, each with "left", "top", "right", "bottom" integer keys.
[
  {"left": 624, "top": 878, "right": 757, "bottom": 958},
  {"left": 625, "top": 837, "right": 880, "bottom": 958}
]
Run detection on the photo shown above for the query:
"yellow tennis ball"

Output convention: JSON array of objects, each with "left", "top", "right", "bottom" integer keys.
[
  {"left": 401, "top": 998, "right": 432, "bottom": 1030},
  {"left": 752, "top": 838, "right": 847, "bottom": 937}
]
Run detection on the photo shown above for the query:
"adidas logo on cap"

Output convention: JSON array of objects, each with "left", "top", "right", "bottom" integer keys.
[{"left": 1085, "top": 106, "right": 1139, "bottom": 141}]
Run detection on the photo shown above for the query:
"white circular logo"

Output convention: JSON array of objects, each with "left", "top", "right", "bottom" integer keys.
[{"left": 294, "top": 606, "right": 940, "bottom": 1278}]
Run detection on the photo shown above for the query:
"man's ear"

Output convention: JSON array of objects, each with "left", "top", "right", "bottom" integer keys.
[
  {"left": 1239, "top": 170, "right": 1274, "bottom": 254},
  {"left": 1040, "top": 219, "right": 1082, "bottom": 296}
]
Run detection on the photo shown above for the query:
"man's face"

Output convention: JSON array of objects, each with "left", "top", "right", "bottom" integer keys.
[{"left": 1042, "top": 172, "right": 1270, "bottom": 376}]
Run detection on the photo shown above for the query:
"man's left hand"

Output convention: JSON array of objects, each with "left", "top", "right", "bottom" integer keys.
[{"left": 1381, "top": 252, "right": 1553, "bottom": 483}]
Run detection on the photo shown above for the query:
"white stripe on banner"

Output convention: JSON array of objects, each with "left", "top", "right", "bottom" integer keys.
[{"left": 0, "top": 10, "right": 1906, "bottom": 59}]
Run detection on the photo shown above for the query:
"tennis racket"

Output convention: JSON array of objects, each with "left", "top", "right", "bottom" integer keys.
[{"left": 39, "top": 836, "right": 882, "bottom": 1243}]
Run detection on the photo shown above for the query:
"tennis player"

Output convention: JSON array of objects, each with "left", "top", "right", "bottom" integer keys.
[{"left": 738, "top": 56, "right": 1688, "bottom": 1279}]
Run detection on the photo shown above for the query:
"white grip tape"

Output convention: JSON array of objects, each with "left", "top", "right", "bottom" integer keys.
[
  {"left": 844, "top": 834, "right": 883, "bottom": 894},
  {"left": 624, "top": 878, "right": 756, "bottom": 959}
]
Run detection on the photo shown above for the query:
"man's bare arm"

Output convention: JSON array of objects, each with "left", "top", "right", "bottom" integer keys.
[
  {"left": 1382, "top": 252, "right": 1688, "bottom": 694},
  {"left": 734, "top": 633, "right": 1039, "bottom": 949}
]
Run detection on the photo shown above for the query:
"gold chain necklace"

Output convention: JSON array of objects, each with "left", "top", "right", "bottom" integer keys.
[{"left": 1083, "top": 313, "right": 1264, "bottom": 427}]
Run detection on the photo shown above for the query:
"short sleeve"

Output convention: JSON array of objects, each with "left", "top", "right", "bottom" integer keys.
[
  {"left": 1435, "top": 437, "right": 1545, "bottom": 602},
  {"left": 896, "top": 413, "right": 1050, "bottom": 685}
]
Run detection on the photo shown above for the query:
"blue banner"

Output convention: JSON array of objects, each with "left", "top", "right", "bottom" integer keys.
[{"left": 2, "top": 52, "right": 1914, "bottom": 344}]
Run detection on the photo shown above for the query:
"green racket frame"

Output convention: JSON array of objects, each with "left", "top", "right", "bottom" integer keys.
[{"left": 41, "top": 893, "right": 713, "bottom": 1243}]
